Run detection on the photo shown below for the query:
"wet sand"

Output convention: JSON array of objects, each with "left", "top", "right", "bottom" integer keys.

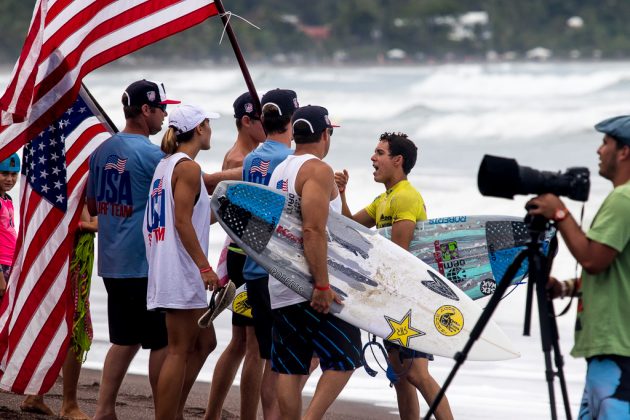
[{"left": 0, "top": 368, "right": 397, "bottom": 419}]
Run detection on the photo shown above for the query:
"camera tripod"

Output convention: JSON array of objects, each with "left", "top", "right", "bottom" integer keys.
[{"left": 423, "top": 215, "right": 572, "bottom": 420}]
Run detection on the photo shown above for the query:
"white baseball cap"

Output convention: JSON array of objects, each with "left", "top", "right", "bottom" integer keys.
[{"left": 168, "top": 104, "right": 220, "bottom": 134}]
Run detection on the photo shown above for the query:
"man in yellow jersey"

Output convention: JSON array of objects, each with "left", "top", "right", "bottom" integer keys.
[{"left": 336, "top": 132, "right": 453, "bottom": 420}]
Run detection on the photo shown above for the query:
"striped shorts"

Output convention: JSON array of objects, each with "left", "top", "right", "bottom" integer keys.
[{"left": 271, "top": 302, "right": 363, "bottom": 375}]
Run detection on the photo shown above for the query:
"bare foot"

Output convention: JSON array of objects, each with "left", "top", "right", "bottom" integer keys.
[
  {"left": 20, "top": 395, "right": 54, "bottom": 415},
  {"left": 60, "top": 404, "right": 91, "bottom": 420}
]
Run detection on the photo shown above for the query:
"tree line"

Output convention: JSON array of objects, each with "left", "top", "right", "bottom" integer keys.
[{"left": 2, "top": 0, "right": 630, "bottom": 63}]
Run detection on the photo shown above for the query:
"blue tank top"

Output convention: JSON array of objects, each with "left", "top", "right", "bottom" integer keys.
[{"left": 241, "top": 140, "right": 292, "bottom": 280}]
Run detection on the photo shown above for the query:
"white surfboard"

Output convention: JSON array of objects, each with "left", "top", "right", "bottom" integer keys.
[{"left": 211, "top": 181, "right": 519, "bottom": 361}]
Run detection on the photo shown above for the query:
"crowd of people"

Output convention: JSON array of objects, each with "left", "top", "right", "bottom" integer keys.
[{"left": 0, "top": 77, "right": 629, "bottom": 420}]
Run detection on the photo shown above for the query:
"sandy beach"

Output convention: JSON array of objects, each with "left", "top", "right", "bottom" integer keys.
[{"left": 0, "top": 368, "right": 397, "bottom": 419}]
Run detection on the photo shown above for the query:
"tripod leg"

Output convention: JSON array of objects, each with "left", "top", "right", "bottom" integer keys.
[
  {"left": 532, "top": 252, "right": 559, "bottom": 420},
  {"left": 547, "top": 299, "right": 573, "bottom": 419}
]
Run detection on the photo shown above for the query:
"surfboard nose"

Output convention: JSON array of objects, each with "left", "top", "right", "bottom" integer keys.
[{"left": 464, "top": 320, "right": 520, "bottom": 361}]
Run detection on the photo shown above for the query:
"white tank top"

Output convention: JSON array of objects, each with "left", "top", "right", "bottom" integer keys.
[
  {"left": 144, "top": 152, "right": 210, "bottom": 310},
  {"left": 267, "top": 154, "right": 341, "bottom": 309}
]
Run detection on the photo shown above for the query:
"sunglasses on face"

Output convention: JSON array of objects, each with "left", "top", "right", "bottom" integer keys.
[
  {"left": 152, "top": 103, "right": 167, "bottom": 112},
  {"left": 328, "top": 127, "right": 334, "bottom": 136}
]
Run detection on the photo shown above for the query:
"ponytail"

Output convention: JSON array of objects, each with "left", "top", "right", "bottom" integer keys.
[
  {"left": 161, "top": 127, "right": 179, "bottom": 155},
  {"left": 161, "top": 120, "right": 206, "bottom": 154}
]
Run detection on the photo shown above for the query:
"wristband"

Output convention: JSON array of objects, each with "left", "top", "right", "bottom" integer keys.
[
  {"left": 314, "top": 284, "right": 330, "bottom": 291},
  {"left": 553, "top": 208, "right": 569, "bottom": 222},
  {"left": 200, "top": 266, "right": 213, "bottom": 274}
]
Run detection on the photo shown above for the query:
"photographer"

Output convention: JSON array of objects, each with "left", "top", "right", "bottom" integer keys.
[{"left": 527, "top": 115, "right": 630, "bottom": 419}]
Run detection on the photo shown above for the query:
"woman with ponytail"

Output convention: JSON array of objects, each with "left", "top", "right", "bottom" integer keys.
[{"left": 143, "top": 104, "right": 220, "bottom": 420}]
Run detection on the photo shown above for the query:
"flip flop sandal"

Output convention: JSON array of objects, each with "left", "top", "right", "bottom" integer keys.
[{"left": 198, "top": 280, "right": 236, "bottom": 328}]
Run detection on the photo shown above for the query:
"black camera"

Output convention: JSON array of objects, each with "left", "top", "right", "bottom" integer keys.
[{"left": 478, "top": 155, "right": 590, "bottom": 202}]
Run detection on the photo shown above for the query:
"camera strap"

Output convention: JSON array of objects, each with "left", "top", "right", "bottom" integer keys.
[{"left": 557, "top": 203, "right": 586, "bottom": 318}]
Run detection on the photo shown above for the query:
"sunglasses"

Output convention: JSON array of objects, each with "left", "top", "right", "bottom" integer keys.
[
  {"left": 152, "top": 103, "right": 167, "bottom": 112},
  {"left": 327, "top": 127, "right": 334, "bottom": 136}
]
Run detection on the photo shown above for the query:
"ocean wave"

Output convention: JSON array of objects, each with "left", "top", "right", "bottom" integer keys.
[{"left": 410, "top": 64, "right": 630, "bottom": 98}]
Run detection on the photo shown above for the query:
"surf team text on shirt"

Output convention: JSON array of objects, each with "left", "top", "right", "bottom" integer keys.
[{"left": 95, "top": 166, "right": 133, "bottom": 217}]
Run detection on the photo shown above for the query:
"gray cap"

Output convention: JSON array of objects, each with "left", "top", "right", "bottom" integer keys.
[{"left": 595, "top": 115, "right": 630, "bottom": 146}]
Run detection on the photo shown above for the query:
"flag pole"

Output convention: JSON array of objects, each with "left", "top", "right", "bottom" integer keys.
[
  {"left": 212, "top": 0, "right": 263, "bottom": 117},
  {"left": 80, "top": 83, "right": 119, "bottom": 133}
]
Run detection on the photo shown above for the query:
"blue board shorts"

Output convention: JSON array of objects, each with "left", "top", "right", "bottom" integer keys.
[
  {"left": 578, "top": 355, "right": 630, "bottom": 419},
  {"left": 271, "top": 302, "right": 363, "bottom": 375}
]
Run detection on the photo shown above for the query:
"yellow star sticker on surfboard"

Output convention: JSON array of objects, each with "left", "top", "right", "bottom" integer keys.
[{"left": 385, "top": 310, "right": 425, "bottom": 348}]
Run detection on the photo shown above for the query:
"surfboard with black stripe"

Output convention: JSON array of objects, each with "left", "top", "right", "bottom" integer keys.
[{"left": 212, "top": 181, "right": 519, "bottom": 361}]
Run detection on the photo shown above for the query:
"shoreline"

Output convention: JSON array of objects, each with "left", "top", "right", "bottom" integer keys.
[{"left": 0, "top": 368, "right": 397, "bottom": 419}]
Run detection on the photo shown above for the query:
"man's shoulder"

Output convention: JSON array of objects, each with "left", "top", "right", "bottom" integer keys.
[
  {"left": 612, "top": 181, "right": 630, "bottom": 199},
  {"left": 601, "top": 182, "right": 630, "bottom": 211},
  {"left": 302, "top": 156, "right": 329, "bottom": 170},
  {"left": 223, "top": 145, "right": 248, "bottom": 169},
  {"left": 393, "top": 180, "right": 422, "bottom": 199},
  {"left": 246, "top": 142, "right": 291, "bottom": 163},
  {"left": 96, "top": 133, "right": 152, "bottom": 152}
]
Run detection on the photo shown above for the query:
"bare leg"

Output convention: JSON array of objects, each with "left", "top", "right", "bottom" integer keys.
[
  {"left": 406, "top": 358, "right": 453, "bottom": 420},
  {"left": 93, "top": 343, "right": 140, "bottom": 420},
  {"left": 204, "top": 325, "right": 246, "bottom": 420},
  {"left": 299, "top": 357, "right": 319, "bottom": 391},
  {"left": 20, "top": 395, "right": 53, "bottom": 415},
  {"left": 303, "top": 369, "right": 354, "bottom": 420},
  {"left": 149, "top": 346, "right": 167, "bottom": 409},
  {"left": 176, "top": 323, "right": 216, "bottom": 419},
  {"left": 60, "top": 349, "right": 90, "bottom": 419},
  {"left": 261, "top": 360, "right": 281, "bottom": 420},
  {"left": 239, "top": 327, "right": 265, "bottom": 420},
  {"left": 388, "top": 350, "right": 420, "bottom": 420},
  {"left": 155, "top": 309, "right": 204, "bottom": 420},
  {"left": 275, "top": 373, "right": 303, "bottom": 420}
]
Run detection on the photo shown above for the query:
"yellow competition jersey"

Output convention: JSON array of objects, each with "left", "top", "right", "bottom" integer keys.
[{"left": 365, "top": 180, "right": 427, "bottom": 228}]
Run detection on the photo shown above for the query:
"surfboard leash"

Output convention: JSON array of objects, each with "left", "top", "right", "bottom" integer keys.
[{"left": 361, "top": 333, "right": 414, "bottom": 387}]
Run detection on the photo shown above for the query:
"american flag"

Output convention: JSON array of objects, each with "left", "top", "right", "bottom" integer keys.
[
  {"left": 249, "top": 158, "right": 270, "bottom": 177},
  {"left": 0, "top": 0, "right": 219, "bottom": 161},
  {"left": 151, "top": 178, "right": 164, "bottom": 197},
  {"left": 276, "top": 179, "right": 289, "bottom": 192},
  {"left": 0, "top": 0, "right": 219, "bottom": 395},
  {"left": 0, "top": 89, "right": 113, "bottom": 395},
  {"left": 103, "top": 155, "right": 128, "bottom": 174}
]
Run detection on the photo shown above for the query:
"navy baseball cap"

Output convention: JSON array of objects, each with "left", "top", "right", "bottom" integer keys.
[
  {"left": 261, "top": 89, "right": 298, "bottom": 116},
  {"left": 122, "top": 80, "right": 180, "bottom": 108},
  {"left": 292, "top": 105, "right": 339, "bottom": 136},
  {"left": 233, "top": 92, "right": 258, "bottom": 119},
  {"left": 595, "top": 116, "right": 630, "bottom": 146}
]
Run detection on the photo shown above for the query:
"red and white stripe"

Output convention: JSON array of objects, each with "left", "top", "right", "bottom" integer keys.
[
  {"left": 0, "top": 0, "right": 218, "bottom": 161},
  {"left": 0, "top": 0, "right": 219, "bottom": 394},
  {"left": 0, "top": 96, "right": 111, "bottom": 395}
]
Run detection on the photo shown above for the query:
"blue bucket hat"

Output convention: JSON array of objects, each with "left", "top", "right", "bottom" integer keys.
[
  {"left": 0, "top": 153, "right": 20, "bottom": 172},
  {"left": 595, "top": 116, "right": 630, "bottom": 146}
]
